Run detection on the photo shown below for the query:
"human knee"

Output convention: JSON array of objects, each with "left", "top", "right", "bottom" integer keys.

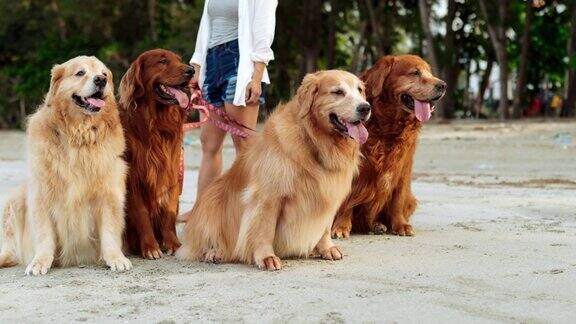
[
  {"left": 232, "top": 136, "right": 247, "bottom": 152},
  {"left": 200, "top": 132, "right": 223, "bottom": 156}
]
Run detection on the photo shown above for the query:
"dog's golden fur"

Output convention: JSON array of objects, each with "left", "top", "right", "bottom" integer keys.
[
  {"left": 177, "top": 70, "right": 370, "bottom": 270},
  {"left": 0, "top": 56, "right": 131, "bottom": 275}
]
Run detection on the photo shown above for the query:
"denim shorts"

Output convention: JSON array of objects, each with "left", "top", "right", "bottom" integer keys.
[{"left": 203, "top": 39, "right": 266, "bottom": 107}]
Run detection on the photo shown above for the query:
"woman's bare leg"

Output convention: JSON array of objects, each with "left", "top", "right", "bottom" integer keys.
[
  {"left": 198, "top": 102, "right": 258, "bottom": 193},
  {"left": 178, "top": 112, "right": 226, "bottom": 222},
  {"left": 197, "top": 111, "right": 227, "bottom": 197},
  {"left": 224, "top": 102, "right": 259, "bottom": 152},
  {"left": 178, "top": 104, "right": 259, "bottom": 222}
]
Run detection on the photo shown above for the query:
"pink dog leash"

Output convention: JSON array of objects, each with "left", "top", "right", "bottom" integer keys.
[
  {"left": 179, "top": 89, "right": 254, "bottom": 194},
  {"left": 183, "top": 89, "right": 254, "bottom": 137}
]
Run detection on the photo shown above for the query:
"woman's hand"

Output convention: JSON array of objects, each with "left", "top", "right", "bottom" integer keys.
[
  {"left": 246, "top": 62, "right": 266, "bottom": 105},
  {"left": 245, "top": 79, "right": 262, "bottom": 105},
  {"left": 189, "top": 63, "right": 200, "bottom": 90}
]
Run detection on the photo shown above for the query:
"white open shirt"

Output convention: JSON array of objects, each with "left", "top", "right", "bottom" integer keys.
[{"left": 190, "top": 0, "right": 278, "bottom": 107}]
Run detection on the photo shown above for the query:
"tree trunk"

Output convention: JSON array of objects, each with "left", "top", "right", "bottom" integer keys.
[
  {"left": 362, "top": 0, "right": 389, "bottom": 57},
  {"left": 350, "top": 22, "right": 368, "bottom": 74},
  {"left": 543, "top": 74, "right": 550, "bottom": 118},
  {"left": 563, "top": 1, "right": 576, "bottom": 117},
  {"left": 19, "top": 96, "right": 26, "bottom": 129},
  {"left": 327, "top": 0, "right": 336, "bottom": 69},
  {"left": 478, "top": 0, "right": 509, "bottom": 120},
  {"left": 149, "top": 0, "right": 158, "bottom": 42},
  {"left": 442, "top": 0, "right": 457, "bottom": 72},
  {"left": 418, "top": 0, "right": 440, "bottom": 74},
  {"left": 442, "top": 66, "right": 459, "bottom": 119},
  {"left": 417, "top": 28, "right": 424, "bottom": 57},
  {"left": 50, "top": 0, "right": 67, "bottom": 41},
  {"left": 419, "top": 0, "right": 457, "bottom": 119},
  {"left": 512, "top": 1, "right": 534, "bottom": 118},
  {"left": 464, "top": 61, "right": 472, "bottom": 114},
  {"left": 298, "top": 0, "right": 322, "bottom": 81},
  {"left": 381, "top": 0, "right": 394, "bottom": 54},
  {"left": 440, "top": 0, "right": 457, "bottom": 119},
  {"left": 302, "top": 49, "right": 319, "bottom": 73},
  {"left": 498, "top": 0, "right": 510, "bottom": 119},
  {"left": 475, "top": 57, "right": 494, "bottom": 118},
  {"left": 498, "top": 55, "right": 509, "bottom": 119}
]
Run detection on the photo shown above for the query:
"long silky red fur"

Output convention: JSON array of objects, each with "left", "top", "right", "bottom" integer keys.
[
  {"left": 118, "top": 49, "right": 189, "bottom": 258},
  {"left": 333, "top": 55, "right": 443, "bottom": 236}
]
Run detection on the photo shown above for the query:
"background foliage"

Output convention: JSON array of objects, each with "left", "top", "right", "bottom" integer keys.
[{"left": 0, "top": 0, "right": 575, "bottom": 128}]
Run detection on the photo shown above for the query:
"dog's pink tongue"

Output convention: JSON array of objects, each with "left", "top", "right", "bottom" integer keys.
[
  {"left": 414, "top": 100, "right": 431, "bottom": 122},
  {"left": 167, "top": 86, "right": 190, "bottom": 108},
  {"left": 346, "top": 122, "right": 369, "bottom": 145},
  {"left": 86, "top": 98, "right": 105, "bottom": 108}
]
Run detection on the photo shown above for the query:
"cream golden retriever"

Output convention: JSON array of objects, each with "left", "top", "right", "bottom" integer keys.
[
  {"left": 177, "top": 70, "right": 371, "bottom": 270},
  {"left": 0, "top": 56, "right": 131, "bottom": 275}
]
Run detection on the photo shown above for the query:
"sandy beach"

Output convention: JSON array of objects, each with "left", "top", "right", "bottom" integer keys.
[{"left": 0, "top": 120, "right": 574, "bottom": 323}]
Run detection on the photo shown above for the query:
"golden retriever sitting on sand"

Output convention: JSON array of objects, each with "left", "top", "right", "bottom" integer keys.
[
  {"left": 177, "top": 70, "right": 371, "bottom": 270},
  {"left": 0, "top": 56, "right": 131, "bottom": 275}
]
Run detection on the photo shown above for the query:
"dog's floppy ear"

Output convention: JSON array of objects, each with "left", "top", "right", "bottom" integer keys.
[
  {"left": 119, "top": 57, "right": 144, "bottom": 109},
  {"left": 106, "top": 67, "right": 114, "bottom": 85},
  {"left": 45, "top": 64, "right": 65, "bottom": 104},
  {"left": 297, "top": 72, "right": 319, "bottom": 118},
  {"left": 362, "top": 55, "right": 394, "bottom": 98},
  {"left": 103, "top": 67, "right": 117, "bottom": 108}
]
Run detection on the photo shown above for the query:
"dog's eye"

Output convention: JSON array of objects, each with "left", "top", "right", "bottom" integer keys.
[
  {"left": 102, "top": 72, "right": 108, "bottom": 77},
  {"left": 159, "top": 58, "right": 168, "bottom": 65},
  {"left": 410, "top": 70, "right": 421, "bottom": 77},
  {"left": 75, "top": 70, "right": 86, "bottom": 77},
  {"left": 332, "top": 89, "right": 345, "bottom": 96},
  {"left": 358, "top": 87, "right": 363, "bottom": 93}
]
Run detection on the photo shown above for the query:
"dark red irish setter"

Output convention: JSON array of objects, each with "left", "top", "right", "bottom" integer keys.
[{"left": 119, "top": 49, "right": 193, "bottom": 259}]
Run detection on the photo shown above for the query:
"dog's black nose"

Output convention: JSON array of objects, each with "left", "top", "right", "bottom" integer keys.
[
  {"left": 184, "top": 66, "right": 194, "bottom": 78},
  {"left": 357, "top": 103, "right": 371, "bottom": 116},
  {"left": 94, "top": 75, "right": 107, "bottom": 88},
  {"left": 435, "top": 81, "right": 447, "bottom": 93}
]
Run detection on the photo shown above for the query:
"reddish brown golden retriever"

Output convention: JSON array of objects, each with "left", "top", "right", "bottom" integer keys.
[
  {"left": 332, "top": 55, "right": 446, "bottom": 238},
  {"left": 118, "top": 49, "right": 194, "bottom": 259}
]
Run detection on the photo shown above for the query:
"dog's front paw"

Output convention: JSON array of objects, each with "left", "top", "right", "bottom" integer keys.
[
  {"left": 331, "top": 224, "right": 351, "bottom": 239},
  {"left": 202, "top": 249, "right": 223, "bottom": 263},
  {"left": 389, "top": 223, "right": 415, "bottom": 236},
  {"left": 256, "top": 255, "right": 282, "bottom": 271},
  {"left": 164, "top": 239, "right": 182, "bottom": 256},
  {"left": 105, "top": 255, "right": 132, "bottom": 272},
  {"left": 321, "top": 246, "right": 343, "bottom": 261},
  {"left": 143, "top": 247, "right": 163, "bottom": 260},
  {"left": 141, "top": 241, "right": 163, "bottom": 260},
  {"left": 0, "top": 252, "right": 18, "bottom": 268},
  {"left": 25, "top": 256, "right": 53, "bottom": 276},
  {"left": 331, "top": 218, "right": 352, "bottom": 239}
]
